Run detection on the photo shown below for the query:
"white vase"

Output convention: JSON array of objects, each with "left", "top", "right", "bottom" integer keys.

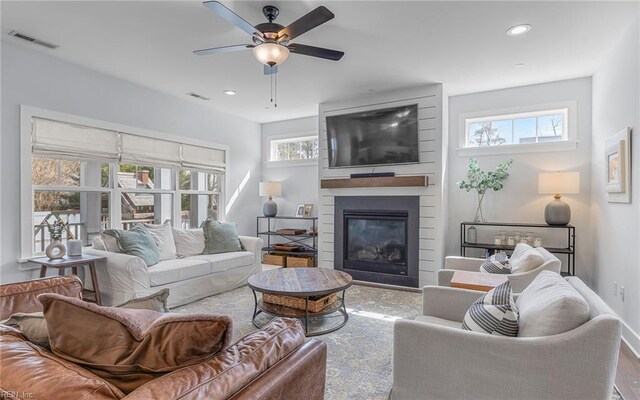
[
  {"left": 67, "top": 239, "right": 83, "bottom": 256},
  {"left": 46, "top": 240, "right": 66, "bottom": 260}
]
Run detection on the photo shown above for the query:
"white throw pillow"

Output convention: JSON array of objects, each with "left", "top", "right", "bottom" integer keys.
[
  {"left": 100, "top": 232, "right": 121, "bottom": 253},
  {"left": 91, "top": 236, "right": 106, "bottom": 251},
  {"left": 144, "top": 223, "right": 178, "bottom": 261},
  {"left": 172, "top": 228, "right": 205, "bottom": 257},
  {"left": 509, "top": 243, "right": 544, "bottom": 273},
  {"left": 516, "top": 270, "right": 590, "bottom": 337}
]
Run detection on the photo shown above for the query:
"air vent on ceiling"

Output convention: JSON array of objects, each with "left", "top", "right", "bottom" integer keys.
[
  {"left": 9, "top": 30, "right": 59, "bottom": 49},
  {"left": 186, "top": 92, "right": 210, "bottom": 101}
]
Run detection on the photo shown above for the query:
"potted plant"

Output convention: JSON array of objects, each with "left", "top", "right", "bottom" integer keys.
[{"left": 457, "top": 158, "right": 513, "bottom": 223}]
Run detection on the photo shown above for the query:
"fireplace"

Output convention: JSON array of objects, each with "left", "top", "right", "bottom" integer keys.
[{"left": 335, "top": 196, "right": 419, "bottom": 287}]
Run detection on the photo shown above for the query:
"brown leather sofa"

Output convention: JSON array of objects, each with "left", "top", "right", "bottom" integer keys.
[{"left": 0, "top": 276, "right": 327, "bottom": 400}]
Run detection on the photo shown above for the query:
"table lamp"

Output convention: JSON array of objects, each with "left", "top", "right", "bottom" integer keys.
[
  {"left": 538, "top": 172, "right": 580, "bottom": 225},
  {"left": 259, "top": 181, "right": 282, "bottom": 217}
]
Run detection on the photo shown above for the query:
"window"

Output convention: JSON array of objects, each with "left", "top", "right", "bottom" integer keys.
[
  {"left": 21, "top": 109, "right": 228, "bottom": 259},
  {"left": 269, "top": 135, "right": 319, "bottom": 162},
  {"left": 465, "top": 108, "right": 568, "bottom": 148},
  {"left": 118, "top": 164, "right": 174, "bottom": 229},
  {"left": 178, "top": 170, "right": 222, "bottom": 229},
  {"left": 32, "top": 158, "right": 111, "bottom": 254}
]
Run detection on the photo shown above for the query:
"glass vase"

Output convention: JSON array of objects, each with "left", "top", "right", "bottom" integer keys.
[
  {"left": 467, "top": 226, "right": 478, "bottom": 244},
  {"left": 473, "top": 192, "right": 486, "bottom": 223}
]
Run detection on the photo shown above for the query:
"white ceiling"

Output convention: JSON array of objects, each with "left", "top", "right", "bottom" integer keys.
[{"left": 2, "top": 1, "right": 638, "bottom": 123}]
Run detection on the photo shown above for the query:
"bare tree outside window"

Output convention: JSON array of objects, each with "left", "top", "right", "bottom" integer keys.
[
  {"left": 550, "top": 115, "right": 562, "bottom": 136},
  {"left": 271, "top": 136, "right": 319, "bottom": 161},
  {"left": 32, "top": 158, "right": 80, "bottom": 211},
  {"left": 471, "top": 122, "right": 506, "bottom": 147},
  {"left": 466, "top": 109, "right": 568, "bottom": 148}
]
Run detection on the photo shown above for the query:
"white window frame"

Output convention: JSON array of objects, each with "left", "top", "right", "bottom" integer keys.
[
  {"left": 20, "top": 105, "right": 230, "bottom": 264},
  {"left": 457, "top": 101, "right": 578, "bottom": 156},
  {"left": 177, "top": 169, "right": 223, "bottom": 229},
  {"left": 31, "top": 162, "right": 112, "bottom": 256},
  {"left": 265, "top": 132, "right": 319, "bottom": 167}
]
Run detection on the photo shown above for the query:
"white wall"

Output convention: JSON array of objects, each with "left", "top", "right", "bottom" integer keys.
[
  {"left": 591, "top": 16, "right": 640, "bottom": 354},
  {"left": 261, "top": 116, "right": 319, "bottom": 217},
  {"left": 447, "top": 78, "right": 593, "bottom": 280},
  {"left": 0, "top": 41, "right": 262, "bottom": 283},
  {"left": 318, "top": 85, "right": 446, "bottom": 286}
]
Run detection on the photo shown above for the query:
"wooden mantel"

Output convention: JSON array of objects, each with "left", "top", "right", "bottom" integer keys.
[{"left": 320, "top": 175, "right": 429, "bottom": 189}]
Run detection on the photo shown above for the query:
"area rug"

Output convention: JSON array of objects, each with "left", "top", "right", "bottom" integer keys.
[{"left": 175, "top": 284, "right": 623, "bottom": 400}]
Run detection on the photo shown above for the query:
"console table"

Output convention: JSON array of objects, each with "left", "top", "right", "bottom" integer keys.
[{"left": 460, "top": 222, "right": 576, "bottom": 276}]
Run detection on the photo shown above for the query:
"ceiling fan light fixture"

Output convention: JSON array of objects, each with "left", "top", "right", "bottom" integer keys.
[{"left": 252, "top": 42, "right": 289, "bottom": 66}]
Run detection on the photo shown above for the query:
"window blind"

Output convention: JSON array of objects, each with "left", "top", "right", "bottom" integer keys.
[
  {"left": 32, "top": 118, "right": 226, "bottom": 173},
  {"left": 181, "top": 144, "right": 226, "bottom": 173},
  {"left": 120, "top": 134, "right": 182, "bottom": 168},
  {"left": 32, "top": 118, "right": 119, "bottom": 162}
]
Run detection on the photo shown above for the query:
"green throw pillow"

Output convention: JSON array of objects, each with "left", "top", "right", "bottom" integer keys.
[
  {"left": 104, "top": 225, "right": 160, "bottom": 266},
  {"left": 202, "top": 220, "right": 244, "bottom": 254}
]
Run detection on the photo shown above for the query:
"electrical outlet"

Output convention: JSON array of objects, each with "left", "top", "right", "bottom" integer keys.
[
  {"left": 620, "top": 286, "right": 625, "bottom": 302},
  {"left": 614, "top": 281, "right": 618, "bottom": 296}
]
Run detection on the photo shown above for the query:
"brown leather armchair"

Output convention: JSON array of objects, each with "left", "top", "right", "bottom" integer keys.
[{"left": 0, "top": 276, "right": 327, "bottom": 400}]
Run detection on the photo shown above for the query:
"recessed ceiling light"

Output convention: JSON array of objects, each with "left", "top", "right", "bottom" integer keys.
[
  {"left": 223, "top": 90, "right": 236, "bottom": 96},
  {"left": 515, "top": 62, "right": 525, "bottom": 67},
  {"left": 506, "top": 24, "right": 531, "bottom": 36}
]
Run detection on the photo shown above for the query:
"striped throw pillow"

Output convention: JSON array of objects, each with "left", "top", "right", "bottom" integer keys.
[
  {"left": 461, "top": 280, "right": 519, "bottom": 337},
  {"left": 479, "top": 252, "right": 511, "bottom": 274}
]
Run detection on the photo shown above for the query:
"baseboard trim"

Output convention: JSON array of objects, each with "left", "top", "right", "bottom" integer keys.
[
  {"left": 621, "top": 322, "right": 640, "bottom": 359},
  {"left": 353, "top": 280, "right": 421, "bottom": 293}
]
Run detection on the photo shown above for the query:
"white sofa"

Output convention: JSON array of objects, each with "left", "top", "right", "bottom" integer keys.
[{"left": 86, "top": 233, "right": 263, "bottom": 308}]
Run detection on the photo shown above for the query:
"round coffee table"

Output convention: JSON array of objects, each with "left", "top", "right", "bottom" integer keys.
[{"left": 247, "top": 268, "right": 353, "bottom": 336}]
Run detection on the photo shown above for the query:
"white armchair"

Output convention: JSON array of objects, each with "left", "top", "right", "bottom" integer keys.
[
  {"left": 392, "top": 278, "right": 621, "bottom": 400},
  {"left": 438, "top": 247, "right": 561, "bottom": 293}
]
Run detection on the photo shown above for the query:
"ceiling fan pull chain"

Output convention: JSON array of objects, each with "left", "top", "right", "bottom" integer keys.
[
  {"left": 274, "top": 70, "right": 278, "bottom": 108},
  {"left": 270, "top": 72, "right": 273, "bottom": 104}
]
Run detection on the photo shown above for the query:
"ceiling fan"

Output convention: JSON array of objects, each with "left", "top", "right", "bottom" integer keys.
[{"left": 194, "top": 1, "right": 344, "bottom": 75}]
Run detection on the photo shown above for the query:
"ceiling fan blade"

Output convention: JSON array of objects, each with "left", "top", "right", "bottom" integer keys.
[
  {"left": 194, "top": 44, "right": 254, "bottom": 56},
  {"left": 264, "top": 65, "right": 278, "bottom": 75},
  {"left": 278, "top": 6, "right": 334, "bottom": 41},
  {"left": 288, "top": 43, "right": 344, "bottom": 61},
  {"left": 203, "top": 1, "right": 263, "bottom": 40}
]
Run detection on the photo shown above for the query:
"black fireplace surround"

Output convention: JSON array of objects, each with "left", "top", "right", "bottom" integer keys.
[{"left": 334, "top": 196, "right": 419, "bottom": 288}]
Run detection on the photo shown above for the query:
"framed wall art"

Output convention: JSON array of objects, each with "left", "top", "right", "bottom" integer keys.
[
  {"left": 303, "top": 204, "right": 314, "bottom": 217},
  {"left": 606, "top": 127, "right": 631, "bottom": 203}
]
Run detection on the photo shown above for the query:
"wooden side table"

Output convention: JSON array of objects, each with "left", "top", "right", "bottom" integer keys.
[
  {"left": 450, "top": 270, "right": 508, "bottom": 292},
  {"left": 29, "top": 254, "right": 106, "bottom": 305}
]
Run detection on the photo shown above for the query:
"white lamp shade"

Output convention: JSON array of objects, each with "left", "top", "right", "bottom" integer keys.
[
  {"left": 252, "top": 43, "right": 290, "bottom": 66},
  {"left": 538, "top": 172, "right": 580, "bottom": 194},
  {"left": 259, "top": 181, "right": 282, "bottom": 197}
]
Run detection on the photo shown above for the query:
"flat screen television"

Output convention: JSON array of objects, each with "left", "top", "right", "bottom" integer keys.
[{"left": 326, "top": 104, "right": 419, "bottom": 168}]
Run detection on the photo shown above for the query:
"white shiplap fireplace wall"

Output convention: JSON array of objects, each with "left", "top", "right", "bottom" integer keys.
[{"left": 318, "top": 85, "right": 447, "bottom": 286}]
